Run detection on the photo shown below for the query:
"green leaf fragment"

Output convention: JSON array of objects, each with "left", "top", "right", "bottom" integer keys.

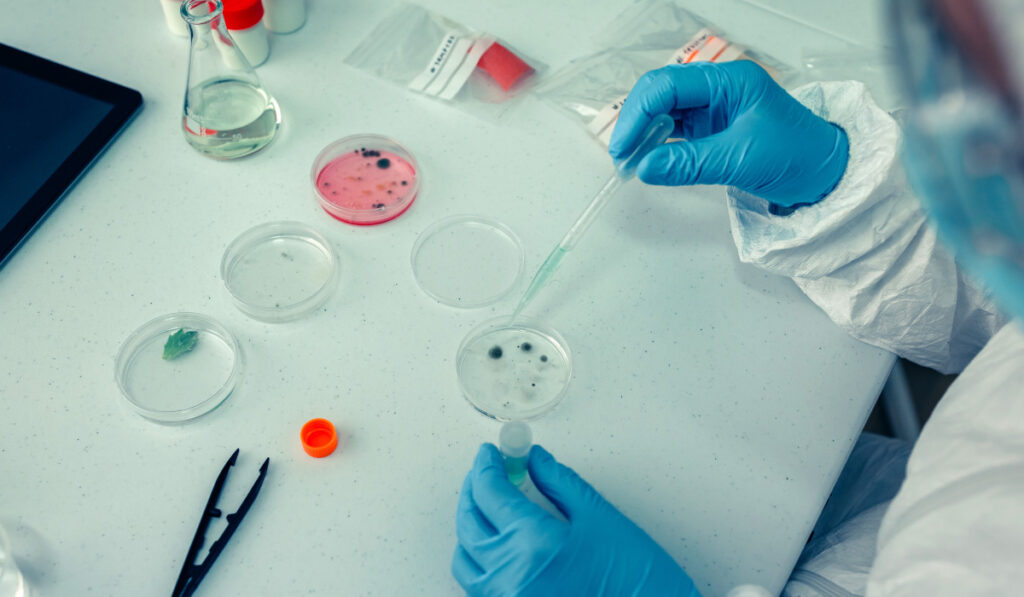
[{"left": 163, "top": 328, "right": 199, "bottom": 360}]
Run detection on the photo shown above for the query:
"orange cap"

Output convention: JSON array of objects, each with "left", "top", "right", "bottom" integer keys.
[{"left": 301, "top": 418, "right": 338, "bottom": 458}]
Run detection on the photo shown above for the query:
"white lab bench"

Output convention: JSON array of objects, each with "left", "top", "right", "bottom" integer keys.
[{"left": 0, "top": 1, "right": 894, "bottom": 595}]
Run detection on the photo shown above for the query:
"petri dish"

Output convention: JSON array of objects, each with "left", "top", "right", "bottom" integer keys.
[
  {"left": 312, "top": 135, "right": 420, "bottom": 225},
  {"left": 456, "top": 316, "right": 572, "bottom": 421},
  {"left": 115, "top": 312, "right": 244, "bottom": 423},
  {"left": 221, "top": 221, "right": 340, "bottom": 323},
  {"left": 411, "top": 215, "right": 524, "bottom": 308}
]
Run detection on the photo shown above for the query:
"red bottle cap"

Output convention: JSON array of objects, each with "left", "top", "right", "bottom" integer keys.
[
  {"left": 477, "top": 43, "right": 533, "bottom": 91},
  {"left": 301, "top": 418, "right": 339, "bottom": 458},
  {"left": 222, "top": 0, "right": 263, "bottom": 30}
]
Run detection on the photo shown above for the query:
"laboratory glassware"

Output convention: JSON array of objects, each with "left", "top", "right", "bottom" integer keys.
[
  {"left": 115, "top": 312, "right": 244, "bottom": 423},
  {"left": 220, "top": 222, "right": 340, "bottom": 322},
  {"left": 456, "top": 315, "right": 572, "bottom": 421},
  {"left": 411, "top": 215, "right": 524, "bottom": 308},
  {"left": 312, "top": 135, "right": 420, "bottom": 225},
  {"left": 180, "top": 0, "right": 280, "bottom": 159}
]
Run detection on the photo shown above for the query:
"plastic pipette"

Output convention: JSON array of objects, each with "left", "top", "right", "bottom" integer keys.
[{"left": 510, "top": 113, "right": 675, "bottom": 321}]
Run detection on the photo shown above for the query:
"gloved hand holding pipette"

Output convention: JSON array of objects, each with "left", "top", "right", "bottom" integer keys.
[
  {"left": 510, "top": 61, "right": 850, "bottom": 321},
  {"left": 452, "top": 444, "right": 701, "bottom": 597},
  {"left": 455, "top": 0, "right": 1024, "bottom": 589},
  {"left": 510, "top": 112, "right": 675, "bottom": 320},
  {"left": 609, "top": 61, "right": 850, "bottom": 207}
]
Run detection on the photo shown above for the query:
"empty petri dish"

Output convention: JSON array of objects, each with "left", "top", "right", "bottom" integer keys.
[
  {"left": 312, "top": 135, "right": 420, "bottom": 225},
  {"left": 456, "top": 316, "right": 572, "bottom": 421},
  {"left": 221, "top": 221, "right": 340, "bottom": 323},
  {"left": 115, "top": 312, "right": 244, "bottom": 423},
  {"left": 411, "top": 215, "right": 524, "bottom": 308}
]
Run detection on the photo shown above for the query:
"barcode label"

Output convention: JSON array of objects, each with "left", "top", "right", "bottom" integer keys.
[{"left": 409, "top": 31, "right": 495, "bottom": 100}]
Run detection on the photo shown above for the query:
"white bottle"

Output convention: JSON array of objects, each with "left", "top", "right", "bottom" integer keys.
[
  {"left": 220, "top": 0, "right": 270, "bottom": 67},
  {"left": 160, "top": 0, "right": 188, "bottom": 37},
  {"left": 263, "top": 0, "right": 307, "bottom": 34}
]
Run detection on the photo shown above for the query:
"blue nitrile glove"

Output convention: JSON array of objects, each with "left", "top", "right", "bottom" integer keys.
[
  {"left": 452, "top": 444, "right": 701, "bottom": 597},
  {"left": 608, "top": 61, "right": 849, "bottom": 207}
]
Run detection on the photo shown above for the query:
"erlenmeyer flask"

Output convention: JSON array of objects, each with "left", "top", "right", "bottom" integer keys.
[{"left": 180, "top": 0, "right": 280, "bottom": 159}]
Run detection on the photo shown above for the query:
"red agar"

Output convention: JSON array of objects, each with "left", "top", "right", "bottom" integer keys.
[{"left": 315, "top": 150, "right": 417, "bottom": 225}]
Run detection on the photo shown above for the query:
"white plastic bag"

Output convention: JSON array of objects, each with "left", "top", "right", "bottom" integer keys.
[
  {"left": 345, "top": 4, "right": 543, "bottom": 118},
  {"left": 802, "top": 48, "right": 903, "bottom": 112},
  {"left": 535, "top": 0, "right": 795, "bottom": 145}
]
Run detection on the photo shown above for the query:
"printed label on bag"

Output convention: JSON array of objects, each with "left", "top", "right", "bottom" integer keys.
[
  {"left": 587, "top": 28, "right": 748, "bottom": 146},
  {"left": 409, "top": 31, "right": 495, "bottom": 100},
  {"left": 587, "top": 94, "right": 629, "bottom": 146},
  {"left": 434, "top": 36, "right": 495, "bottom": 100},
  {"left": 665, "top": 28, "right": 747, "bottom": 65},
  {"left": 668, "top": 28, "right": 714, "bottom": 64}
]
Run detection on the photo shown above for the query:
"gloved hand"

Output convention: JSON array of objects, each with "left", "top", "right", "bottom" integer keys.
[
  {"left": 608, "top": 61, "right": 849, "bottom": 207},
  {"left": 452, "top": 444, "right": 701, "bottom": 597}
]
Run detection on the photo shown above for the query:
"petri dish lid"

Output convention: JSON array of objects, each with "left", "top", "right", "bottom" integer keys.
[
  {"left": 456, "top": 316, "right": 572, "bottom": 421},
  {"left": 115, "top": 312, "right": 244, "bottom": 423},
  {"left": 411, "top": 215, "right": 524, "bottom": 308},
  {"left": 221, "top": 221, "right": 340, "bottom": 323}
]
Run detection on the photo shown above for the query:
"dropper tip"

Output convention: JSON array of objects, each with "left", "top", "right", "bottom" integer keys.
[{"left": 507, "top": 306, "right": 523, "bottom": 326}]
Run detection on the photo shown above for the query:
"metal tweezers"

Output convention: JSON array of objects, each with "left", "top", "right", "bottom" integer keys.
[{"left": 171, "top": 449, "right": 270, "bottom": 597}]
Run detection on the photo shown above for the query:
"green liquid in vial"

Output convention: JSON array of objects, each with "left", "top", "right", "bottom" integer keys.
[
  {"left": 183, "top": 79, "right": 280, "bottom": 159},
  {"left": 505, "top": 455, "right": 529, "bottom": 486}
]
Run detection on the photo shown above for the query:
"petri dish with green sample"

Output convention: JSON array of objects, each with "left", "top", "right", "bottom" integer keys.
[{"left": 115, "top": 312, "right": 244, "bottom": 423}]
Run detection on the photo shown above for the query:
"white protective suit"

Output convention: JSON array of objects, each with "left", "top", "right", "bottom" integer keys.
[{"left": 726, "top": 80, "right": 1023, "bottom": 596}]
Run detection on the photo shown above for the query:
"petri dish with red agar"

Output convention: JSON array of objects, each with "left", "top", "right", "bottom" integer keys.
[
  {"left": 312, "top": 135, "right": 420, "bottom": 225},
  {"left": 456, "top": 316, "right": 572, "bottom": 421}
]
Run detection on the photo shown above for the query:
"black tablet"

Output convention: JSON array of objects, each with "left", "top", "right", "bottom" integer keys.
[{"left": 0, "top": 43, "right": 142, "bottom": 267}]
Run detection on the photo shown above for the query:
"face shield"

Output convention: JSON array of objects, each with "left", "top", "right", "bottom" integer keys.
[{"left": 891, "top": 0, "right": 1024, "bottom": 320}]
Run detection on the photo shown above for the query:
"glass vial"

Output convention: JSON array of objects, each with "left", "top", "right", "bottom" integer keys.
[
  {"left": 499, "top": 421, "right": 532, "bottom": 486},
  {"left": 180, "top": 0, "right": 280, "bottom": 159}
]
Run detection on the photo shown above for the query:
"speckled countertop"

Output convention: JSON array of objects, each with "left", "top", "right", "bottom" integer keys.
[{"left": 0, "top": 0, "right": 893, "bottom": 594}]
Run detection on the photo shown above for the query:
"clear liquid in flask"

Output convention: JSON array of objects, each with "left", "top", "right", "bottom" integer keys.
[{"left": 183, "top": 78, "right": 280, "bottom": 159}]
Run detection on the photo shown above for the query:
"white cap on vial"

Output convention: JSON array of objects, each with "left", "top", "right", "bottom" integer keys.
[{"left": 499, "top": 421, "right": 533, "bottom": 458}]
